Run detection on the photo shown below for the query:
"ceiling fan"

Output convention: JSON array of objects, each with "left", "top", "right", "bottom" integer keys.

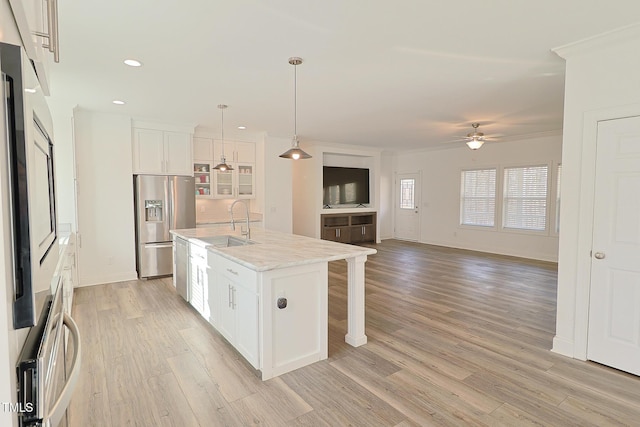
[{"left": 464, "top": 123, "right": 487, "bottom": 150}]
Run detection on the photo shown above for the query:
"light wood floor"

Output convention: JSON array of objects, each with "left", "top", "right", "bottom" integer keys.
[{"left": 69, "top": 240, "right": 640, "bottom": 426}]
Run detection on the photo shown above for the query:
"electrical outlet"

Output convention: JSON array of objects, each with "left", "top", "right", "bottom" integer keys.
[{"left": 270, "top": 206, "right": 277, "bottom": 213}]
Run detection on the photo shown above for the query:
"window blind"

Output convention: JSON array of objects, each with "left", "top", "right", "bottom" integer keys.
[
  {"left": 503, "top": 165, "right": 548, "bottom": 231},
  {"left": 460, "top": 169, "right": 496, "bottom": 227}
]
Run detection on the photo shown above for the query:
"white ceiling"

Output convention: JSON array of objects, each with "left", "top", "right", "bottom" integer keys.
[{"left": 48, "top": 1, "right": 640, "bottom": 151}]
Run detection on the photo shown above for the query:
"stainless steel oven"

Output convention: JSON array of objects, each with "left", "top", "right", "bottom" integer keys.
[{"left": 16, "top": 278, "right": 81, "bottom": 427}]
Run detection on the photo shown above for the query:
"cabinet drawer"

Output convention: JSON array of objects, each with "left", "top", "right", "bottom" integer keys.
[
  {"left": 218, "top": 256, "right": 257, "bottom": 292},
  {"left": 189, "top": 242, "right": 207, "bottom": 260}
]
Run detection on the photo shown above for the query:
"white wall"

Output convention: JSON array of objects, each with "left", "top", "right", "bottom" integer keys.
[
  {"left": 74, "top": 109, "right": 137, "bottom": 286},
  {"left": 394, "top": 134, "right": 562, "bottom": 262},
  {"left": 379, "top": 151, "right": 394, "bottom": 240},
  {"left": 264, "top": 136, "right": 293, "bottom": 233},
  {"left": 51, "top": 108, "right": 76, "bottom": 231},
  {"left": 552, "top": 24, "right": 640, "bottom": 359}
]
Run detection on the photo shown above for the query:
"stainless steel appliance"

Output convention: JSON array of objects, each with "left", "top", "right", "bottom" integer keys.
[
  {"left": 134, "top": 175, "right": 195, "bottom": 278},
  {"left": 16, "top": 278, "right": 81, "bottom": 427}
]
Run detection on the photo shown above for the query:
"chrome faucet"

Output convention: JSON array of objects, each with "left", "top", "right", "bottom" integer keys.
[{"left": 230, "top": 199, "right": 250, "bottom": 240}]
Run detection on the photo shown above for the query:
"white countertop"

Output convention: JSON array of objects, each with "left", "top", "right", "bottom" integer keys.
[{"left": 170, "top": 226, "right": 377, "bottom": 272}]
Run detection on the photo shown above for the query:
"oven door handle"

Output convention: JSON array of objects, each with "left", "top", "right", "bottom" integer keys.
[{"left": 46, "top": 313, "right": 82, "bottom": 427}]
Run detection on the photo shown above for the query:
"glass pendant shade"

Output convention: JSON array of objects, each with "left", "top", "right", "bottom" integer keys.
[{"left": 466, "top": 138, "right": 484, "bottom": 150}]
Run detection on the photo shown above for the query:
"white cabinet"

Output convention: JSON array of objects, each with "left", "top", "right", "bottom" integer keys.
[
  {"left": 193, "top": 138, "right": 256, "bottom": 199},
  {"left": 209, "top": 252, "right": 259, "bottom": 368},
  {"left": 132, "top": 128, "right": 193, "bottom": 176},
  {"left": 214, "top": 141, "right": 255, "bottom": 164},
  {"left": 189, "top": 244, "right": 209, "bottom": 319},
  {"left": 193, "top": 136, "right": 213, "bottom": 160},
  {"left": 8, "top": 0, "right": 58, "bottom": 93}
]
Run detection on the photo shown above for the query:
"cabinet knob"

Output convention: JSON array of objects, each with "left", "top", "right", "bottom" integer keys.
[{"left": 277, "top": 297, "right": 288, "bottom": 309}]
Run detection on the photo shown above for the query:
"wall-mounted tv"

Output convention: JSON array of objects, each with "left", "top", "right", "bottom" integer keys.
[{"left": 323, "top": 166, "right": 370, "bottom": 206}]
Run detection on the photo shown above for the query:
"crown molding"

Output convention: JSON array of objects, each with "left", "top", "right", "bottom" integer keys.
[{"left": 553, "top": 22, "right": 640, "bottom": 59}]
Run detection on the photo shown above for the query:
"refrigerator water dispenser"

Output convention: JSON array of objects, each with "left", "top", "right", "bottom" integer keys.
[{"left": 145, "top": 200, "right": 163, "bottom": 222}]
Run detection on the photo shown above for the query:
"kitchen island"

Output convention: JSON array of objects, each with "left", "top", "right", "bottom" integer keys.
[{"left": 170, "top": 226, "right": 376, "bottom": 380}]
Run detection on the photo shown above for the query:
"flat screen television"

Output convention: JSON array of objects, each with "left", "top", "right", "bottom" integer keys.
[{"left": 323, "top": 166, "right": 370, "bottom": 206}]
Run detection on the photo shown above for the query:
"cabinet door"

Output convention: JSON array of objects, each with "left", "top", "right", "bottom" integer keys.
[
  {"left": 193, "top": 137, "right": 213, "bottom": 160},
  {"left": 234, "top": 142, "right": 255, "bottom": 163},
  {"left": 133, "top": 129, "right": 164, "bottom": 174},
  {"left": 236, "top": 163, "right": 255, "bottom": 199},
  {"left": 213, "top": 168, "right": 234, "bottom": 198},
  {"left": 217, "top": 274, "right": 236, "bottom": 343},
  {"left": 234, "top": 284, "right": 259, "bottom": 368},
  {"left": 322, "top": 227, "right": 350, "bottom": 242},
  {"left": 207, "top": 265, "right": 218, "bottom": 327},
  {"left": 362, "top": 224, "right": 376, "bottom": 242},
  {"left": 164, "top": 131, "right": 193, "bottom": 175},
  {"left": 189, "top": 257, "right": 205, "bottom": 315}
]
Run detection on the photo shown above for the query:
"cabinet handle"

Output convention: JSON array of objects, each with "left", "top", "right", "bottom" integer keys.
[
  {"left": 228, "top": 284, "right": 232, "bottom": 308},
  {"left": 226, "top": 268, "right": 238, "bottom": 276},
  {"left": 232, "top": 287, "right": 237, "bottom": 309}
]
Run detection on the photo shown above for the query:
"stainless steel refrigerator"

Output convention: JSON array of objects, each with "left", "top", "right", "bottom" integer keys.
[{"left": 134, "top": 175, "right": 195, "bottom": 278}]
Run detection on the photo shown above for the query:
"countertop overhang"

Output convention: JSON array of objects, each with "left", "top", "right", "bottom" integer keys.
[{"left": 170, "top": 226, "right": 377, "bottom": 272}]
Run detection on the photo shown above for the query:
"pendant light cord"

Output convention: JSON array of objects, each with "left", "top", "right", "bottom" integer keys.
[{"left": 294, "top": 62, "right": 297, "bottom": 137}]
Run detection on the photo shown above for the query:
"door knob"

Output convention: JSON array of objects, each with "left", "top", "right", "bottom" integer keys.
[{"left": 594, "top": 252, "right": 606, "bottom": 259}]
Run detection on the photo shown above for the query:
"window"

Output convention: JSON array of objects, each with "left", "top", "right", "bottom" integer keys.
[
  {"left": 400, "top": 178, "right": 415, "bottom": 209},
  {"left": 503, "top": 165, "right": 548, "bottom": 231},
  {"left": 460, "top": 169, "right": 496, "bottom": 227}
]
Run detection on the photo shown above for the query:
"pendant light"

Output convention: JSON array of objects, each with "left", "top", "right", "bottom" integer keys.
[
  {"left": 279, "top": 57, "right": 312, "bottom": 160},
  {"left": 212, "top": 104, "right": 234, "bottom": 171}
]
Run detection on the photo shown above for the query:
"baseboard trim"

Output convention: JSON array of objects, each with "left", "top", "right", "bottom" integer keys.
[{"left": 78, "top": 271, "right": 139, "bottom": 287}]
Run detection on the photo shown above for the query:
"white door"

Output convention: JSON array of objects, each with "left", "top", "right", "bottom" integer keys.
[
  {"left": 587, "top": 115, "right": 640, "bottom": 376},
  {"left": 395, "top": 173, "right": 421, "bottom": 241}
]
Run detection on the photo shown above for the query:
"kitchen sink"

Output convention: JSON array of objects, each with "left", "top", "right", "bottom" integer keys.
[{"left": 196, "top": 235, "right": 255, "bottom": 247}]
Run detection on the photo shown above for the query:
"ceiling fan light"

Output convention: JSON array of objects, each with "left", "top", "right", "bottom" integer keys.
[{"left": 466, "top": 138, "right": 484, "bottom": 150}]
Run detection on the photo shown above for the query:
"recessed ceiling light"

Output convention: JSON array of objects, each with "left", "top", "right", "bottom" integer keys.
[
  {"left": 541, "top": 72, "right": 558, "bottom": 77},
  {"left": 25, "top": 88, "right": 37, "bottom": 93},
  {"left": 124, "top": 59, "right": 142, "bottom": 67},
  {"left": 112, "top": 100, "right": 126, "bottom": 105},
  {"left": 237, "top": 126, "right": 246, "bottom": 130}
]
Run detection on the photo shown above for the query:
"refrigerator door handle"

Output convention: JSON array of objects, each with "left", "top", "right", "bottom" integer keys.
[{"left": 144, "top": 243, "right": 173, "bottom": 249}]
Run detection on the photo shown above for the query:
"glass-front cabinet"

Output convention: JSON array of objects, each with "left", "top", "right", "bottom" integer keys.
[
  {"left": 192, "top": 138, "right": 256, "bottom": 199},
  {"left": 194, "top": 162, "right": 212, "bottom": 197},
  {"left": 213, "top": 162, "right": 255, "bottom": 199}
]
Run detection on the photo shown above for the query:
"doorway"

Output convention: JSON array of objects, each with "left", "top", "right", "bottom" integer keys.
[{"left": 395, "top": 172, "right": 421, "bottom": 241}]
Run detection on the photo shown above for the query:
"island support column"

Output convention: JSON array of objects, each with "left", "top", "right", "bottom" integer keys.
[{"left": 345, "top": 255, "right": 368, "bottom": 346}]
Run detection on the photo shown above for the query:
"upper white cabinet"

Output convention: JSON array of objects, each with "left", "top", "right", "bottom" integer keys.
[
  {"left": 193, "top": 136, "right": 214, "bottom": 160},
  {"left": 8, "top": 0, "right": 59, "bottom": 94},
  {"left": 132, "top": 127, "right": 193, "bottom": 176}
]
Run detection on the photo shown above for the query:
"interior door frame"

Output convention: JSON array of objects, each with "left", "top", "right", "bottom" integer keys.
[
  {"left": 568, "top": 105, "right": 640, "bottom": 361},
  {"left": 394, "top": 171, "right": 422, "bottom": 241}
]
